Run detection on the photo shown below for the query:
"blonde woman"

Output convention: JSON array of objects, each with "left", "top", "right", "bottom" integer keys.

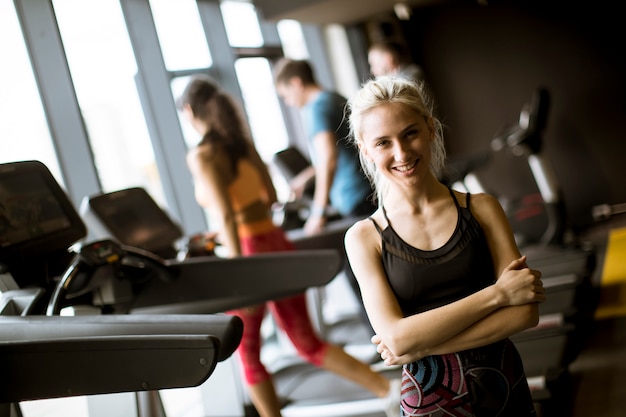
[{"left": 345, "top": 75, "right": 545, "bottom": 416}]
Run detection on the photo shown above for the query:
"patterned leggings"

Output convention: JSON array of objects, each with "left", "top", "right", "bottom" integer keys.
[
  {"left": 229, "top": 227, "right": 329, "bottom": 385},
  {"left": 400, "top": 339, "right": 536, "bottom": 416}
]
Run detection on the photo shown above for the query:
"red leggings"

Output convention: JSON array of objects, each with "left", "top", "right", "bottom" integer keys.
[{"left": 229, "top": 228, "right": 329, "bottom": 385}]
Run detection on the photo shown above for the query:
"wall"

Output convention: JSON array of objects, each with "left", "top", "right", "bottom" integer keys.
[{"left": 396, "top": 0, "right": 625, "bottom": 233}]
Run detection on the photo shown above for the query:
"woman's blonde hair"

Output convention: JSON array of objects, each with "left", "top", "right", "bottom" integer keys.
[{"left": 347, "top": 75, "right": 446, "bottom": 204}]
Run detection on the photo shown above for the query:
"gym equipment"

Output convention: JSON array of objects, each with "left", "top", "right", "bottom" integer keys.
[
  {"left": 446, "top": 88, "right": 565, "bottom": 247},
  {"left": 444, "top": 88, "right": 598, "bottom": 407},
  {"left": 0, "top": 270, "right": 243, "bottom": 417},
  {"left": 78, "top": 186, "right": 342, "bottom": 315},
  {"left": 79, "top": 186, "right": 209, "bottom": 260},
  {"left": 0, "top": 160, "right": 87, "bottom": 291},
  {"left": 271, "top": 146, "right": 342, "bottom": 230},
  {"left": 0, "top": 160, "right": 243, "bottom": 417},
  {"left": 490, "top": 87, "right": 567, "bottom": 247},
  {"left": 80, "top": 186, "right": 396, "bottom": 416},
  {"left": 0, "top": 314, "right": 240, "bottom": 403},
  {"left": 273, "top": 146, "right": 315, "bottom": 201},
  {"left": 0, "top": 160, "right": 344, "bottom": 417},
  {"left": 271, "top": 146, "right": 316, "bottom": 230},
  {"left": 45, "top": 237, "right": 341, "bottom": 316}
]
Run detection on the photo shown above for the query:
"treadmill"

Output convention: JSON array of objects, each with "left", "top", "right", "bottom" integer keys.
[
  {"left": 0, "top": 160, "right": 344, "bottom": 417},
  {"left": 0, "top": 160, "right": 243, "bottom": 417},
  {"left": 80, "top": 186, "right": 398, "bottom": 417}
]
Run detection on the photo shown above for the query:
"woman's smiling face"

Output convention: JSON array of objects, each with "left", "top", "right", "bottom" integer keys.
[{"left": 359, "top": 102, "right": 433, "bottom": 186}]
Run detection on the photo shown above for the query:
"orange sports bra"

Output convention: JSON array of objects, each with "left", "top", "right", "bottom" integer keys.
[{"left": 227, "top": 158, "right": 275, "bottom": 237}]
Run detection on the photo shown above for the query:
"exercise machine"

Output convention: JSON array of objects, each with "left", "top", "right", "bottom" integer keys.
[
  {"left": 444, "top": 88, "right": 598, "bottom": 410},
  {"left": 0, "top": 160, "right": 344, "bottom": 417},
  {"left": 0, "top": 160, "right": 243, "bottom": 417},
  {"left": 271, "top": 146, "right": 343, "bottom": 231},
  {"left": 80, "top": 184, "right": 397, "bottom": 417}
]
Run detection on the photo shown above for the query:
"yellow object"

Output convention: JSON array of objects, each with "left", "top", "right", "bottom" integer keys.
[{"left": 595, "top": 227, "right": 626, "bottom": 319}]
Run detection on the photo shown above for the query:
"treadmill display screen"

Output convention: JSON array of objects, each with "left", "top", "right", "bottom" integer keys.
[
  {"left": 0, "top": 174, "right": 71, "bottom": 248},
  {"left": 0, "top": 161, "right": 86, "bottom": 257},
  {"left": 86, "top": 187, "right": 182, "bottom": 254}
]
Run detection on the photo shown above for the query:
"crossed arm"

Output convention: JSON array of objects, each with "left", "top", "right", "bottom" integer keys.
[{"left": 344, "top": 193, "right": 545, "bottom": 365}]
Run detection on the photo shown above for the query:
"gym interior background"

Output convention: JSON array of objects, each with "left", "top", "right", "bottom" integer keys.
[{"left": 1, "top": 0, "right": 624, "bottom": 416}]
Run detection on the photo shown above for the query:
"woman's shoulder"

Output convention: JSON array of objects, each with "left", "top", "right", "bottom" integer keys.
[
  {"left": 468, "top": 192, "right": 500, "bottom": 210},
  {"left": 458, "top": 190, "right": 507, "bottom": 225},
  {"left": 187, "top": 143, "right": 231, "bottom": 175},
  {"left": 346, "top": 210, "right": 383, "bottom": 242},
  {"left": 450, "top": 189, "right": 499, "bottom": 209},
  {"left": 188, "top": 143, "right": 227, "bottom": 164}
]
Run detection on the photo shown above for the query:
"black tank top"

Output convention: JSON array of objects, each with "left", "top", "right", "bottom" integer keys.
[{"left": 370, "top": 188, "right": 496, "bottom": 317}]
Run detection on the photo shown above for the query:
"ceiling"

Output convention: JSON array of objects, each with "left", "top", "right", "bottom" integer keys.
[{"left": 252, "top": 0, "right": 443, "bottom": 25}]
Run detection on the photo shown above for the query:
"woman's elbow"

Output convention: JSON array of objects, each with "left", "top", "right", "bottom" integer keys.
[
  {"left": 519, "top": 303, "right": 540, "bottom": 330},
  {"left": 383, "top": 327, "right": 420, "bottom": 357},
  {"left": 385, "top": 335, "right": 406, "bottom": 356}
]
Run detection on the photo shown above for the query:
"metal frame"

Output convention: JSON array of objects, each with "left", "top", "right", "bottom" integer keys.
[{"left": 13, "top": 0, "right": 101, "bottom": 209}]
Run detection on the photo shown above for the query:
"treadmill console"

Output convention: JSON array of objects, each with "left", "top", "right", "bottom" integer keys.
[
  {"left": 81, "top": 187, "right": 184, "bottom": 259},
  {"left": 0, "top": 160, "right": 87, "bottom": 288}
]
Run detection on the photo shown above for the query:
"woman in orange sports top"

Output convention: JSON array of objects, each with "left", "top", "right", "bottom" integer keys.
[{"left": 178, "top": 74, "right": 399, "bottom": 417}]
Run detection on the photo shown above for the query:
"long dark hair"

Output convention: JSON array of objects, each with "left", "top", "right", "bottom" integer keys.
[{"left": 179, "top": 74, "right": 250, "bottom": 172}]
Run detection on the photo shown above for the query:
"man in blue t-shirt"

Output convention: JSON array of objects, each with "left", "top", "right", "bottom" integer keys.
[
  {"left": 274, "top": 59, "right": 376, "bottom": 337},
  {"left": 273, "top": 58, "right": 375, "bottom": 235}
]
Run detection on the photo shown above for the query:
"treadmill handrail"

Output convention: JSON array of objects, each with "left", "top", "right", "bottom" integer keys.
[
  {"left": 0, "top": 314, "right": 242, "bottom": 362},
  {"left": 0, "top": 326, "right": 220, "bottom": 403},
  {"left": 47, "top": 245, "right": 342, "bottom": 316},
  {"left": 129, "top": 249, "right": 341, "bottom": 314}
]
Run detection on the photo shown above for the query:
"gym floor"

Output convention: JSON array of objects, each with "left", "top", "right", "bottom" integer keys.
[
  {"left": 567, "top": 316, "right": 626, "bottom": 417},
  {"left": 539, "top": 216, "right": 626, "bottom": 417},
  {"left": 530, "top": 319, "right": 626, "bottom": 417}
]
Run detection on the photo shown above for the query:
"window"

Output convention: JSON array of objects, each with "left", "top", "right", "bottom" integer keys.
[
  {"left": 220, "top": 0, "right": 263, "bottom": 48},
  {"left": 219, "top": 1, "right": 298, "bottom": 201},
  {"left": 0, "top": 0, "right": 63, "bottom": 185},
  {"left": 52, "top": 0, "right": 167, "bottom": 207},
  {"left": 277, "top": 19, "right": 309, "bottom": 59},
  {"left": 235, "top": 58, "right": 291, "bottom": 200},
  {"left": 150, "top": 0, "right": 212, "bottom": 71}
]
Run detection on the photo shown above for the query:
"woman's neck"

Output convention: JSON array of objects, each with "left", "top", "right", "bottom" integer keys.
[{"left": 385, "top": 176, "right": 447, "bottom": 213}]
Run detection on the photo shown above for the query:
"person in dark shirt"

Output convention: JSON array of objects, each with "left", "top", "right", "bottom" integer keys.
[{"left": 344, "top": 75, "right": 546, "bottom": 416}]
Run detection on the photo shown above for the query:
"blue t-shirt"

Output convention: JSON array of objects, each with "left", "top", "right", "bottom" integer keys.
[{"left": 301, "top": 91, "right": 372, "bottom": 216}]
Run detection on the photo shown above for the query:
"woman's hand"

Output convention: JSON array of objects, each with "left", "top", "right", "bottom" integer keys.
[{"left": 494, "top": 255, "right": 545, "bottom": 306}]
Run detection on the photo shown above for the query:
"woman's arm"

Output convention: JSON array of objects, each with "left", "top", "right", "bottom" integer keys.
[
  {"left": 444, "top": 192, "right": 545, "bottom": 343},
  {"left": 186, "top": 146, "right": 241, "bottom": 257},
  {"left": 376, "top": 303, "right": 538, "bottom": 365}
]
